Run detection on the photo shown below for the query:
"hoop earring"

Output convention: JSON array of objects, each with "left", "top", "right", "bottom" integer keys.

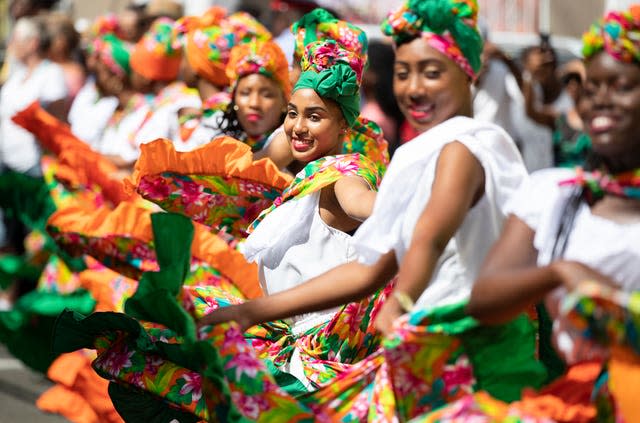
[{"left": 233, "top": 104, "right": 239, "bottom": 111}]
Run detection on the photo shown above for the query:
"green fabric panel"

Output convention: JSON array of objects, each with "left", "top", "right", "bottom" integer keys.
[
  {"left": 18, "top": 289, "right": 95, "bottom": 316},
  {"left": 52, "top": 310, "right": 142, "bottom": 353},
  {"left": 0, "top": 308, "right": 58, "bottom": 372},
  {"left": 265, "top": 358, "right": 309, "bottom": 397},
  {"left": 463, "top": 313, "right": 548, "bottom": 402},
  {"left": 0, "top": 171, "right": 56, "bottom": 231},
  {"left": 294, "top": 63, "right": 360, "bottom": 127},
  {"left": 536, "top": 303, "right": 567, "bottom": 383},
  {"left": 124, "top": 213, "right": 196, "bottom": 342},
  {"left": 0, "top": 255, "right": 42, "bottom": 289},
  {"left": 108, "top": 382, "right": 200, "bottom": 423}
]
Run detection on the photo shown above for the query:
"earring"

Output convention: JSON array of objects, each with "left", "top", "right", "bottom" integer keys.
[{"left": 233, "top": 104, "right": 239, "bottom": 111}]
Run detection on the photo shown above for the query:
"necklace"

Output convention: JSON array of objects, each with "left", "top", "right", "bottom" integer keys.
[{"left": 560, "top": 167, "right": 640, "bottom": 202}]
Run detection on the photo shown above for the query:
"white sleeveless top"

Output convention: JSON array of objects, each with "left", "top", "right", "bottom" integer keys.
[
  {"left": 508, "top": 168, "right": 640, "bottom": 290},
  {"left": 353, "top": 116, "right": 528, "bottom": 308},
  {"left": 243, "top": 190, "right": 354, "bottom": 335},
  {"left": 508, "top": 168, "right": 640, "bottom": 363}
]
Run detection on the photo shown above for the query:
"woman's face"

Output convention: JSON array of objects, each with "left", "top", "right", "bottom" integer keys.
[
  {"left": 580, "top": 51, "right": 640, "bottom": 163},
  {"left": 284, "top": 88, "right": 346, "bottom": 163},
  {"left": 95, "top": 60, "right": 125, "bottom": 96},
  {"left": 234, "top": 74, "right": 286, "bottom": 137},
  {"left": 393, "top": 37, "right": 472, "bottom": 133}
]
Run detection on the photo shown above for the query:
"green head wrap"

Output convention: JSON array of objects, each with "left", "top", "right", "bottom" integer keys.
[
  {"left": 381, "top": 0, "right": 483, "bottom": 79},
  {"left": 92, "top": 33, "right": 132, "bottom": 77},
  {"left": 293, "top": 40, "right": 363, "bottom": 127},
  {"left": 291, "top": 8, "right": 369, "bottom": 65}
]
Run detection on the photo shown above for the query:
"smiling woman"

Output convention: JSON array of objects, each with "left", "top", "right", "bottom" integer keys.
[
  {"left": 53, "top": 38, "right": 391, "bottom": 422},
  {"left": 216, "top": 39, "right": 291, "bottom": 151}
]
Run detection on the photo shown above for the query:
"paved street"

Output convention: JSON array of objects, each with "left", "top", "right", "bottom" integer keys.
[{"left": 0, "top": 346, "right": 66, "bottom": 423}]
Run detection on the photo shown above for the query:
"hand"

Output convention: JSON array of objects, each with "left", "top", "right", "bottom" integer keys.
[
  {"left": 197, "top": 304, "right": 250, "bottom": 331},
  {"left": 374, "top": 296, "right": 405, "bottom": 337},
  {"left": 523, "top": 47, "right": 556, "bottom": 79},
  {"left": 551, "top": 260, "right": 616, "bottom": 292}
]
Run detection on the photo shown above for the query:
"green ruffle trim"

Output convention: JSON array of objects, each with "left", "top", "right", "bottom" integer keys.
[
  {"left": 402, "top": 301, "right": 547, "bottom": 402},
  {"left": 0, "top": 289, "right": 95, "bottom": 373},
  {"left": 53, "top": 212, "right": 248, "bottom": 421}
]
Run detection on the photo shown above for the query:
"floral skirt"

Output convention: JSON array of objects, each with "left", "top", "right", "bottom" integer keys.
[
  {"left": 55, "top": 299, "right": 544, "bottom": 422},
  {"left": 413, "top": 282, "right": 640, "bottom": 423}
]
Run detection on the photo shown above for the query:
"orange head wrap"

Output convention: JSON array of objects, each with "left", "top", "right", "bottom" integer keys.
[
  {"left": 130, "top": 17, "right": 182, "bottom": 82},
  {"left": 226, "top": 39, "right": 291, "bottom": 99}
]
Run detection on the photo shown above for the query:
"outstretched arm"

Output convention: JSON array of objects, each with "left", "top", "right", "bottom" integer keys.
[
  {"left": 198, "top": 251, "right": 398, "bottom": 330},
  {"left": 466, "top": 215, "right": 616, "bottom": 324}
]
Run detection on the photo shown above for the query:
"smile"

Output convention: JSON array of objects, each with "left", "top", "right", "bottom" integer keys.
[
  {"left": 408, "top": 104, "right": 435, "bottom": 122},
  {"left": 292, "top": 137, "right": 314, "bottom": 152}
]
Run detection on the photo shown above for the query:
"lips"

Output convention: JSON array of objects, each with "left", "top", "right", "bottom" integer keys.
[
  {"left": 589, "top": 115, "right": 618, "bottom": 133},
  {"left": 408, "top": 103, "right": 435, "bottom": 122},
  {"left": 292, "top": 137, "right": 313, "bottom": 152},
  {"left": 246, "top": 113, "right": 262, "bottom": 123}
]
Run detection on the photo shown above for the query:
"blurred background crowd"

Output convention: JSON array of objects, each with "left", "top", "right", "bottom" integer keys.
[{"left": 0, "top": 0, "right": 634, "bottom": 173}]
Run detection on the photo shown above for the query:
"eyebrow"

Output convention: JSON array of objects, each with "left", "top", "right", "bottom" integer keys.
[
  {"left": 287, "top": 103, "right": 328, "bottom": 113},
  {"left": 395, "top": 58, "right": 446, "bottom": 67}
]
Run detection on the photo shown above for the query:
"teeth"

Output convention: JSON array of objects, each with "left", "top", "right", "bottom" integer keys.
[{"left": 592, "top": 116, "right": 613, "bottom": 129}]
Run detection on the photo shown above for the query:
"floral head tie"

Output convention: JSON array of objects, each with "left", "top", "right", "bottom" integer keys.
[
  {"left": 381, "top": 0, "right": 483, "bottom": 79},
  {"left": 174, "top": 7, "right": 233, "bottom": 87},
  {"left": 92, "top": 33, "right": 132, "bottom": 77},
  {"left": 291, "top": 8, "right": 368, "bottom": 64},
  {"left": 583, "top": 5, "right": 640, "bottom": 63},
  {"left": 294, "top": 40, "right": 364, "bottom": 127},
  {"left": 226, "top": 39, "right": 291, "bottom": 99},
  {"left": 130, "top": 17, "right": 182, "bottom": 81}
]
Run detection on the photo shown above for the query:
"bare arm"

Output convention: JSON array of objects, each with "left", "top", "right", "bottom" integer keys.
[
  {"left": 465, "top": 212, "right": 617, "bottom": 325},
  {"left": 523, "top": 78, "right": 557, "bottom": 129},
  {"left": 333, "top": 175, "right": 377, "bottom": 222},
  {"left": 198, "top": 251, "right": 398, "bottom": 330},
  {"left": 393, "top": 142, "right": 485, "bottom": 301},
  {"left": 374, "top": 142, "right": 485, "bottom": 333},
  {"left": 253, "top": 129, "right": 294, "bottom": 170}
]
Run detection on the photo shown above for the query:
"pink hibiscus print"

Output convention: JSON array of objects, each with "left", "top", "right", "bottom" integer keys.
[
  {"left": 179, "top": 373, "right": 203, "bottom": 402},
  {"left": 139, "top": 176, "right": 171, "bottom": 200},
  {"left": 180, "top": 181, "right": 206, "bottom": 205},
  {"left": 225, "top": 352, "right": 262, "bottom": 381},
  {"left": 230, "top": 391, "right": 270, "bottom": 420},
  {"left": 103, "top": 348, "right": 134, "bottom": 377}
]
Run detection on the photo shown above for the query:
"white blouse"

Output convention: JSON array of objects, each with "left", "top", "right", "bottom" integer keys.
[
  {"left": 508, "top": 168, "right": 640, "bottom": 363},
  {"left": 243, "top": 190, "right": 354, "bottom": 335},
  {"left": 352, "top": 116, "right": 528, "bottom": 308},
  {"left": 508, "top": 168, "right": 640, "bottom": 290}
]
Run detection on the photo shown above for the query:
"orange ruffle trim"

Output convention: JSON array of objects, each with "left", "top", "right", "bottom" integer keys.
[
  {"left": 12, "top": 101, "right": 131, "bottom": 205},
  {"left": 512, "top": 360, "right": 600, "bottom": 422},
  {"left": 47, "top": 201, "right": 262, "bottom": 299},
  {"left": 79, "top": 257, "right": 138, "bottom": 312},
  {"left": 37, "top": 351, "right": 123, "bottom": 423},
  {"left": 126, "top": 137, "right": 292, "bottom": 195},
  {"left": 609, "top": 346, "right": 640, "bottom": 423}
]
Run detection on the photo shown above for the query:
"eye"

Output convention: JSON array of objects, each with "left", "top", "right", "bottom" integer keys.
[
  {"left": 424, "top": 69, "right": 441, "bottom": 79},
  {"left": 287, "top": 110, "right": 297, "bottom": 119},
  {"left": 309, "top": 114, "right": 321, "bottom": 122},
  {"left": 614, "top": 79, "right": 634, "bottom": 92},
  {"left": 394, "top": 69, "right": 409, "bottom": 81}
]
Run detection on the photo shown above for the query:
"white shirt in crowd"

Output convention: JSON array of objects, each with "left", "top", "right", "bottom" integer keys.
[
  {"left": 0, "top": 59, "right": 67, "bottom": 173},
  {"left": 68, "top": 78, "right": 118, "bottom": 149}
]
